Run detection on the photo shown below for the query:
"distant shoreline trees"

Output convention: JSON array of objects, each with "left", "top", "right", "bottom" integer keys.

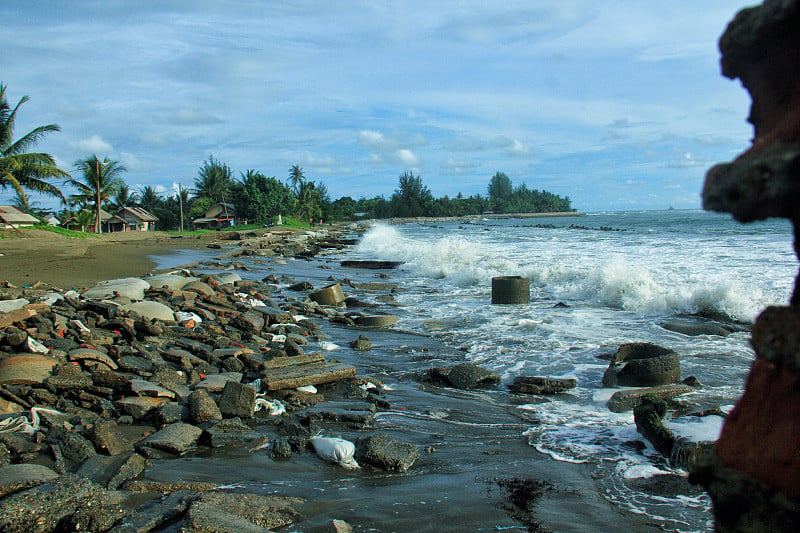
[{"left": 1, "top": 82, "right": 576, "bottom": 230}]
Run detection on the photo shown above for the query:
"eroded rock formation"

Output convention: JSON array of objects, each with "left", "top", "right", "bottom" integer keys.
[{"left": 692, "top": 1, "right": 800, "bottom": 530}]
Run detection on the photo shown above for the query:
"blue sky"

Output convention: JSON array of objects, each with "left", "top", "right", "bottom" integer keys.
[{"left": 1, "top": 1, "right": 754, "bottom": 212}]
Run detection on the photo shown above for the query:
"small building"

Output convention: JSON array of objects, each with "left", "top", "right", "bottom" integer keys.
[
  {"left": 0, "top": 205, "right": 40, "bottom": 228},
  {"left": 42, "top": 214, "right": 61, "bottom": 226},
  {"left": 117, "top": 206, "right": 158, "bottom": 231},
  {"left": 193, "top": 202, "right": 236, "bottom": 230}
]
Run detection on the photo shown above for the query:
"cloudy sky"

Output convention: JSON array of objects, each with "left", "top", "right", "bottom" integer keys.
[{"left": 2, "top": 1, "right": 755, "bottom": 212}]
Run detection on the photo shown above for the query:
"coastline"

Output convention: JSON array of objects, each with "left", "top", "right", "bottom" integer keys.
[
  {"left": 0, "top": 222, "right": 678, "bottom": 531},
  {"left": 386, "top": 210, "right": 586, "bottom": 224}
]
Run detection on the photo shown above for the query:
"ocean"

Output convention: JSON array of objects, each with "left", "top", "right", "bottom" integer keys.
[
  {"left": 349, "top": 209, "right": 794, "bottom": 529},
  {"left": 150, "top": 209, "right": 795, "bottom": 532}
]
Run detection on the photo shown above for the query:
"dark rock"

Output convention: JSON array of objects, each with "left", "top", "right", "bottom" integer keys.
[
  {"left": 234, "top": 311, "right": 266, "bottom": 333},
  {"left": 76, "top": 452, "right": 146, "bottom": 489},
  {"left": 607, "top": 383, "right": 695, "bottom": 413},
  {"left": 154, "top": 401, "right": 187, "bottom": 427},
  {"left": 284, "top": 339, "right": 305, "bottom": 356},
  {"left": 634, "top": 397, "right": 674, "bottom": 457},
  {"left": 219, "top": 380, "right": 256, "bottom": 418},
  {"left": 188, "top": 389, "right": 223, "bottom": 423},
  {"left": 109, "top": 490, "right": 196, "bottom": 532},
  {"left": 661, "top": 318, "right": 735, "bottom": 337},
  {"left": 0, "top": 474, "right": 106, "bottom": 533},
  {"left": 45, "top": 363, "right": 93, "bottom": 391},
  {"left": 270, "top": 437, "right": 293, "bottom": 459},
  {"left": 355, "top": 433, "right": 419, "bottom": 471},
  {"left": 602, "top": 343, "right": 681, "bottom": 387},
  {"left": 89, "top": 421, "right": 132, "bottom": 456},
  {"left": 349, "top": 335, "right": 372, "bottom": 351},
  {"left": 49, "top": 428, "right": 97, "bottom": 466},
  {"left": 290, "top": 281, "right": 314, "bottom": 291},
  {"left": 203, "top": 417, "right": 266, "bottom": 448},
  {"left": 137, "top": 422, "right": 203, "bottom": 455},
  {"left": 427, "top": 363, "right": 501, "bottom": 389},
  {"left": 0, "top": 463, "right": 58, "bottom": 498},
  {"left": 510, "top": 376, "right": 577, "bottom": 395},
  {"left": 184, "top": 492, "right": 303, "bottom": 531}
]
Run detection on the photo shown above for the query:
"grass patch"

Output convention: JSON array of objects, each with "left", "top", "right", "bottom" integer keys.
[
  {"left": 163, "top": 229, "right": 213, "bottom": 237},
  {"left": 31, "top": 225, "right": 99, "bottom": 238}
]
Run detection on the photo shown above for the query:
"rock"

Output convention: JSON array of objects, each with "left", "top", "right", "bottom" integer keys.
[
  {"left": 115, "top": 396, "right": 169, "bottom": 420},
  {"left": 121, "top": 300, "right": 176, "bottom": 322},
  {"left": 331, "top": 519, "right": 354, "bottom": 533},
  {"left": 0, "top": 307, "right": 35, "bottom": 328},
  {"left": 137, "top": 422, "right": 203, "bottom": 455},
  {"left": 218, "top": 380, "right": 256, "bottom": 418},
  {"left": 89, "top": 421, "right": 132, "bottom": 456},
  {"left": 212, "top": 272, "right": 242, "bottom": 285},
  {"left": 350, "top": 335, "right": 372, "bottom": 351},
  {"left": 233, "top": 310, "right": 266, "bottom": 333},
  {"left": 0, "top": 474, "right": 107, "bottom": 533},
  {"left": 83, "top": 277, "right": 150, "bottom": 300},
  {"left": 661, "top": 318, "right": 735, "bottom": 337},
  {"left": 427, "top": 363, "right": 501, "bottom": 389},
  {"left": 290, "top": 281, "right": 314, "bottom": 291},
  {"left": 0, "top": 354, "right": 58, "bottom": 385},
  {"left": 203, "top": 417, "right": 266, "bottom": 448},
  {"left": 341, "top": 260, "right": 402, "bottom": 269},
  {"left": 188, "top": 389, "right": 223, "bottom": 423},
  {"left": 195, "top": 372, "right": 244, "bottom": 392},
  {"left": 145, "top": 273, "right": 197, "bottom": 290},
  {"left": 76, "top": 452, "right": 146, "bottom": 489},
  {"left": 510, "top": 376, "right": 577, "bottom": 394},
  {"left": 184, "top": 492, "right": 303, "bottom": 531},
  {"left": 607, "top": 383, "right": 695, "bottom": 413},
  {"left": 270, "top": 437, "right": 293, "bottom": 459},
  {"left": 111, "top": 490, "right": 195, "bottom": 532},
  {"left": 355, "top": 433, "right": 419, "bottom": 471},
  {"left": 0, "top": 463, "right": 58, "bottom": 498},
  {"left": 69, "top": 347, "right": 119, "bottom": 370},
  {"left": 183, "top": 280, "right": 217, "bottom": 296},
  {"left": 602, "top": 343, "right": 681, "bottom": 387},
  {"left": 354, "top": 314, "right": 398, "bottom": 328},
  {"left": 310, "top": 283, "right": 346, "bottom": 306}
]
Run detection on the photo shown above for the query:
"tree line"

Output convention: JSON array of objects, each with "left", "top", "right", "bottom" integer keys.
[{"left": 1, "top": 83, "right": 572, "bottom": 232}]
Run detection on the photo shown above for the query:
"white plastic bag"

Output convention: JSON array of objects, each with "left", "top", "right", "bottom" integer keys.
[{"left": 310, "top": 437, "right": 359, "bottom": 469}]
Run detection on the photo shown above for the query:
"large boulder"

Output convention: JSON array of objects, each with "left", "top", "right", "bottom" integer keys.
[
  {"left": 602, "top": 343, "right": 680, "bottom": 387},
  {"left": 121, "top": 300, "right": 176, "bottom": 322},
  {"left": 355, "top": 433, "right": 419, "bottom": 472},
  {"left": 83, "top": 277, "right": 150, "bottom": 300},
  {"left": 426, "top": 363, "right": 501, "bottom": 389}
]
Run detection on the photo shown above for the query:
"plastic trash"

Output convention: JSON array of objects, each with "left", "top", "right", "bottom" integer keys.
[
  {"left": 0, "top": 407, "right": 64, "bottom": 434},
  {"left": 254, "top": 398, "right": 286, "bottom": 416},
  {"left": 296, "top": 385, "right": 317, "bottom": 394},
  {"left": 175, "top": 311, "right": 202, "bottom": 324},
  {"left": 310, "top": 436, "right": 360, "bottom": 469},
  {"left": 319, "top": 341, "right": 340, "bottom": 351}
]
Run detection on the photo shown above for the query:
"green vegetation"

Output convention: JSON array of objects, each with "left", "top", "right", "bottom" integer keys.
[
  {"left": 0, "top": 84, "right": 68, "bottom": 203},
  {"left": 31, "top": 224, "right": 98, "bottom": 238}
]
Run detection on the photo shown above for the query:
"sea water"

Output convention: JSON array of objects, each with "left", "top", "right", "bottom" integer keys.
[{"left": 349, "top": 209, "right": 795, "bottom": 530}]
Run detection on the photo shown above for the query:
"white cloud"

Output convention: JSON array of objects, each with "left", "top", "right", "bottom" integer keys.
[
  {"left": 358, "top": 130, "right": 385, "bottom": 149},
  {"left": 394, "top": 149, "right": 420, "bottom": 167},
  {"left": 493, "top": 136, "right": 531, "bottom": 157},
  {"left": 75, "top": 135, "right": 113, "bottom": 154}
]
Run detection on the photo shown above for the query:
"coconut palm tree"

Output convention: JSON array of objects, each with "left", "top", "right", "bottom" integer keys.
[
  {"left": 114, "top": 183, "right": 137, "bottom": 210},
  {"left": 194, "top": 155, "right": 233, "bottom": 203},
  {"left": 0, "top": 83, "right": 68, "bottom": 202},
  {"left": 288, "top": 164, "right": 305, "bottom": 197},
  {"left": 68, "top": 155, "right": 127, "bottom": 233},
  {"left": 138, "top": 185, "right": 161, "bottom": 212}
]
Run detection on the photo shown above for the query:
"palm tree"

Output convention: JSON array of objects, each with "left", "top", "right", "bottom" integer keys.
[
  {"left": 138, "top": 185, "right": 160, "bottom": 212},
  {"left": 288, "top": 164, "right": 305, "bottom": 197},
  {"left": 68, "top": 155, "right": 127, "bottom": 233},
  {"left": 194, "top": 155, "right": 233, "bottom": 203},
  {"left": 114, "top": 183, "right": 137, "bottom": 210},
  {"left": 0, "top": 83, "right": 68, "bottom": 202}
]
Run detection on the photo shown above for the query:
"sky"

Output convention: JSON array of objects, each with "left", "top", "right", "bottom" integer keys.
[{"left": 1, "top": 0, "right": 757, "bottom": 212}]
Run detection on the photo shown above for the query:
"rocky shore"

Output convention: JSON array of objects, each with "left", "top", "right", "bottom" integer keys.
[
  {"left": 0, "top": 226, "right": 421, "bottom": 532},
  {"left": 1, "top": 224, "right": 719, "bottom": 532}
]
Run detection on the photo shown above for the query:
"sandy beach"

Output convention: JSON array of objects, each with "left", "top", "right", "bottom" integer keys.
[{"left": 0, "top": 228, "right": 252, "bottom": 289}]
